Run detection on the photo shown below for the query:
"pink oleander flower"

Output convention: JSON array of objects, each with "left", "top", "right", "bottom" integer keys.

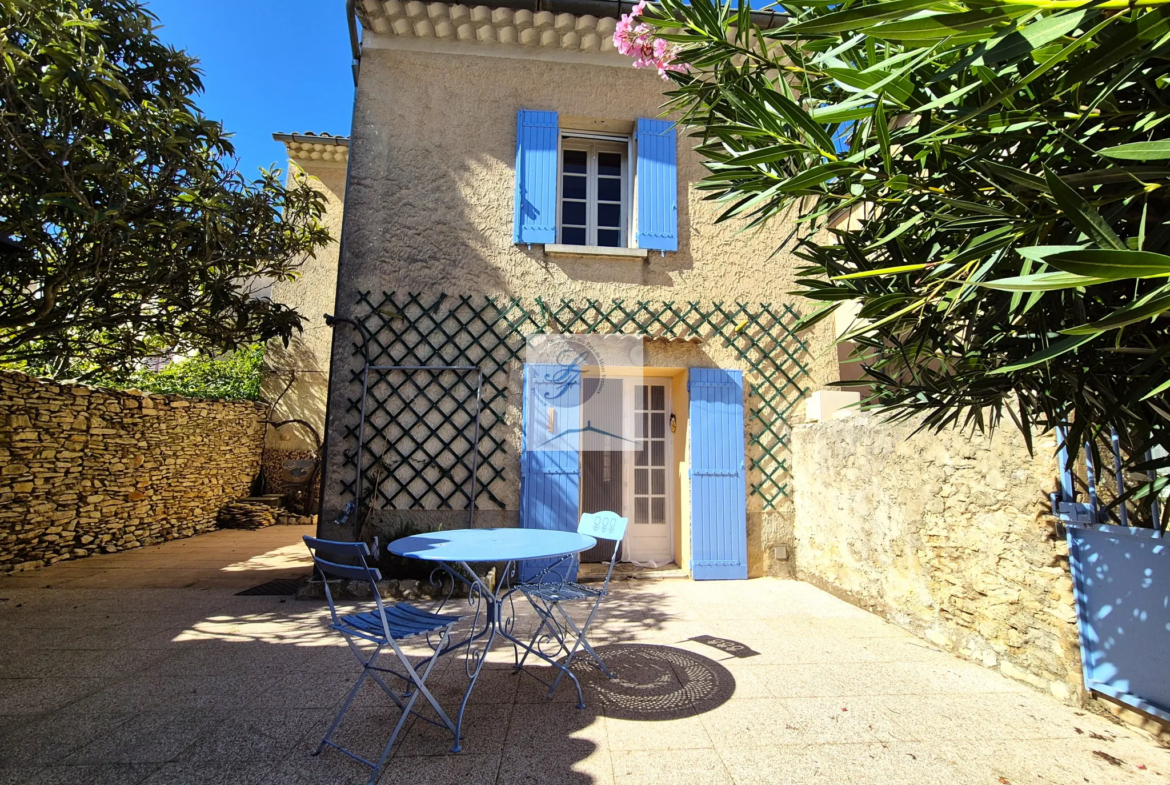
[{"left": 613, "top": 1, "right": 687, "bottom": 82}]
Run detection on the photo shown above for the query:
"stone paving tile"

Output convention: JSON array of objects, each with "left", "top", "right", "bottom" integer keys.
[
  {"left": 3, "top": 527, "right": 1170, "bottom": 785},
  {"left": 60, "top": 708, "right": 232, "bottom": 765},
  {"left": 137, "top": 761, "right": 273, "bottom": 785},
  {"left": 256, "top": 671, "right": 355, "bottom": 710},
  {"left": 612, "top": 748, "right": 735, "bottom": 784},
  {"left": 0, "top": 764, "right": 161, "bottom": 785},
  {"left": 604, "top": 706, "right": 714, "bottom": 750},
  {"left": 174, "top": 707, "right": 323, "bottom": 765},
  {"left": 396, "top": 702, "right": 505, "bottom": 757},
  {"left": 0, "top": 709, "right": 137, "bottom": 768},
  {"left": 385, "top": 753, "right": 501, "bottom": 785},
  {"left": 0, "top": 678, "right": 108, "bottom": 715},
  {"left": 694, "top": 697, "right": 800, "bottom": 748},
  {"left": 717, "top": 741, "right": 977, "bottom": 785},
  {"left": 66, "top": 672, "right": 281, "bottom": 716},
  {"left": 0, "top": 646, "right": 177, "bottom": 680},
  {"left": 882, "top": 692, "right": 1092, "bottom": 744},
  {"left": 497, "top": 746, "right": 615, "bottom": 785},
  {"left": 260, "top": 752, "right": 393, "bottom": 785}
]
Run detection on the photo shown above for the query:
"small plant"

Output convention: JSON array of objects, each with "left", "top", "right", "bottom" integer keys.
[{"left": 112, "top": 346, "right": 263, "bottom": 402}]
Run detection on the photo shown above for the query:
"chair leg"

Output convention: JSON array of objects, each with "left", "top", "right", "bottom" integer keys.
[
  {"left": 514, "top": 612, "right": 555, "bottom": 672},
  {"left": 317, "top": 630, "right": 459, "bottom": 782},
  {"left": 547, "top": 600, "right": 611, "bottom": 697},
  {"left": 562, "top": 603, "right": 613, "bottom": 678},
  {"left": 367, "top": 677, "right": 420, "bottom": 785},
  {"left": 315, "top": 641, "right": 382, "bottom": 755}
]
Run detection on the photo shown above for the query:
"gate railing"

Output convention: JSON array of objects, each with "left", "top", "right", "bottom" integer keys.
[{"left": 1049, "top": 425, "right": 1163, "bottom": 529}]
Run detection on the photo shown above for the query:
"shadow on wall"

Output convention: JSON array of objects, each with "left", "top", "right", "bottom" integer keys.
[
  {"left": 322, "top": 139, "right": 516, "bottom": 526},
  {"left": 524, "top": 241, "right": 692, "bottom": 288},
  {"left": 262, "top": 338, "right": 331, "bottom": 450}
]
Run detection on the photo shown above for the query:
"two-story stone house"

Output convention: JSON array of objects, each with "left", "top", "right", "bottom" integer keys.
[{"left": 267, "top": 0, "right": 841, "bottom": 579}]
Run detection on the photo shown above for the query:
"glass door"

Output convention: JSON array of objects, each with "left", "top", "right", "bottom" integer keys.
[{"left": 626, "top": 380, "right": 672, "bottom": 564}]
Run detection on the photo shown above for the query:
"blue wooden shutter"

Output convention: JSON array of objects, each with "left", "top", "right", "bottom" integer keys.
[
  {"left": 688, "top": 368, "right": 748, "bottom": 580},
  {"left": 635, "top": 118, "right": 678, "bottom": 252},
  {"left": 519, "top": 363, "right": 581, "bottom": 582},
  {"left": 513, "top": 109, "right": 559, "bottom": 244}
]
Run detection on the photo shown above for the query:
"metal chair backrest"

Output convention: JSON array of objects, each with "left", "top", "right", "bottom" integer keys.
[
  {"left": 578, "top": 511, "right": 628, "bottom": 590},
  {"left": 579, "top": 511, "right": 628, "bottom": 543},
  {"left": 304, "top": 536, "right": 392, "bottom": 640}
]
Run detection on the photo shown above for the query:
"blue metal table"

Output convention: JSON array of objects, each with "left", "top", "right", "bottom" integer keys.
[{"left": 387, "top": 528, "right": 596, "bottom": 751}]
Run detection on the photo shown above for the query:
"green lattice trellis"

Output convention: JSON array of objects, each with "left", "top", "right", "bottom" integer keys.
[{"left": 340, "top": 292, "right": 809, "bottom": 512}]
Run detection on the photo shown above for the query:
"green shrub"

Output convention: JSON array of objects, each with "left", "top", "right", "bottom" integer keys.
[{"left": 118, "top": 345, "right": 264, "bottom": 402}]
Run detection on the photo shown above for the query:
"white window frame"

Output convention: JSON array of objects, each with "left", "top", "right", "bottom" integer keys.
[{"left": 557, "top": 132, "right": 634, "bottom": 249}]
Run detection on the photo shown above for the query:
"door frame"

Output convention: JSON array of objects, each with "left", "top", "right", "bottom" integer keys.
[{"left": 576, "top": 373, "right": 675, "bottom": 565}]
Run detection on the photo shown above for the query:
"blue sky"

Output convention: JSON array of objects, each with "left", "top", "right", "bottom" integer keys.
[{"left": 146, "top": 0, "right": 356, "bottom": 181}]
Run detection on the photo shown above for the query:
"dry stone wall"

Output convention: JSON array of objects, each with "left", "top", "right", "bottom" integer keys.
[
  {"left": 0, "top": 370, "right": 266, "bottom": 573},
  {"left": 790, "top": 413, "right": 1084, "bottom": 704}
]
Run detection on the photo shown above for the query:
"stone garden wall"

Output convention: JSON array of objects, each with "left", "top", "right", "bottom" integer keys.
[
  {"left": 0, "top": 370, "right": 266, "bottom": 573},
  {"left": 790, "top": 413, "right": 1084, "bottom": 704}
]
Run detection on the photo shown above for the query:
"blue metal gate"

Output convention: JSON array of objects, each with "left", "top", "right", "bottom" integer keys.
[{"left": 1052, "top": 426, "right": 1169, "bottom": 722}]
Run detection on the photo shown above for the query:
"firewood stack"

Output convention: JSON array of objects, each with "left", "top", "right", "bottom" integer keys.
[{"left": 217, "top": 499, "right": 279, "bottom": 530}]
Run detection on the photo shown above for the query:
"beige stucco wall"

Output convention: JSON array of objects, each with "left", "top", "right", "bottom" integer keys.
[
  {"left": 790, "top": 412, "right": 1085, "bottom": 702},
  {"left": 263, "top": 160, "right": 347, "bottom": 454},
  {"left": 321, "top": 44, "right": 840, "bottom": 574}
]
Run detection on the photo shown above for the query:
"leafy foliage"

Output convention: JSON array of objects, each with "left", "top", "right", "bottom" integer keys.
[
  {"left": 635, "top": 0, "right": 1170, "bottom": 524},
  {"left": 104, "top": 345, "right": 264, "bottom": 402},
  {"left": 0, "top": 0, "right": 332, "bottom": 380}
]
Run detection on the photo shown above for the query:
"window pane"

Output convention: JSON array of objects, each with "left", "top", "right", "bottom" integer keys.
[
  {"left": 651, "top": 386, "right": 664, "bottom": 410},
  {"left": 563, "top": 149, "right": 587, "bottom": 174},
  {"left": 562, "top": 201, "right": 586, "bottom": 226},
  {"left": 634, "top": 413, "right": 646, "bottom": 438},
  {"left": 635, "top": 469, "right": 648, "bottom": 494},
  {"left": 635, "top": 498, "right": 649, "bottom": 524},
  {"left": 597, "top": 203, "right": 621, "bottom": 228},
  {"left": 598, "top": 229, "right": 621, "bottom": 247},
  {"left": 651, "top": 441, "right": 664, "bottom": 465},
  {"left": 597, "top": 177, "right": 622, "bottom": 202},
  {"left": 652, "top": 469, "right": 665, "bottom": 494},
  {"left": 598, "top": 152, "right": 622, "bottom": 177},
  {"left": 561, "top": 226, "right": 586, "bottom": 245},
  {"left": 651, "top": 413, "right": 664, "bottom": 438},
  {"left": 651, "top": 498, "right": 665, "bottom": 523},
  {"left": 635, "top": 444, "right": 648, "bottom": 467},
  {"left": 562, "top": 174, "right": 586, "bottom": 200}
]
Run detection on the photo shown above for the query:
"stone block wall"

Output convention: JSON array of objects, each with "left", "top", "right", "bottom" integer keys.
[
  {"left": 0, "top": 371, "right": 266, "bottom": 573},
  {"left": 790, "top": 413, "right": 1084, "bottom": 704}
]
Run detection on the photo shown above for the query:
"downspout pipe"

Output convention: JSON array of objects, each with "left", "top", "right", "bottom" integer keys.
[
  {"left": 317, "top": 1, "right": 363, "bottom": 537},
  {"left": 347, "top": 0, "right": 361, "bottom": 85}
]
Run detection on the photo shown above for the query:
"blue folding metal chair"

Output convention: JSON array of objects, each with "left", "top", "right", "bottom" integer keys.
[
  {"left": 515, "top": 511, "right": 629, "bottom": 698},
  {"left": 303, "top": 536, "right": 464, "bottom": 784}
]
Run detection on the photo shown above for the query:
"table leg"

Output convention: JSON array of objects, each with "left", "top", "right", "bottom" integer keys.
[
  {"left": 447, "top": 560, "right": 507, "bottom": 753},
  {"left": 439, "top": 560, "right": 589, "bottom": 754}
]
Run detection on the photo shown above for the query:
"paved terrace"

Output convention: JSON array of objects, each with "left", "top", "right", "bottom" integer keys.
[{"left": 1, "top": 527, "right": 1168, "bottom": 785}]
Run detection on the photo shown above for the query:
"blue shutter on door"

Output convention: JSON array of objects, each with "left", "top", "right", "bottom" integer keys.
[
  {"left": 513, "top": 109, "right": 559, "bottom": 244},
  {"left": 635, "top": 118, "right": 679, "bottom": 252},
  {"left": 519, "top": 363, "right": 581, "bottom": 582},
  {"left": 688, "top": 368, "right": 748, "bottom": 580}
]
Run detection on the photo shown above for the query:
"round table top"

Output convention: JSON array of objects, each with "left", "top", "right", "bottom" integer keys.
[{"left": 387, "top": 528, "right": 597, "bottom": 563}]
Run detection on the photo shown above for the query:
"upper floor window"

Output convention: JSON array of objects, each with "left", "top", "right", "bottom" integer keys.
[
  {"left": 559, "top": 138, "right": 628, "bottom": 248},
  {"left": 513, "top": 110, "right": 678, "bottom": 254}
]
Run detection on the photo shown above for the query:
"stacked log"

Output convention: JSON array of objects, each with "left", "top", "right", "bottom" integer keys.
[{"left": 217, "top": 500, "right": 277, "bottom": 530}]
